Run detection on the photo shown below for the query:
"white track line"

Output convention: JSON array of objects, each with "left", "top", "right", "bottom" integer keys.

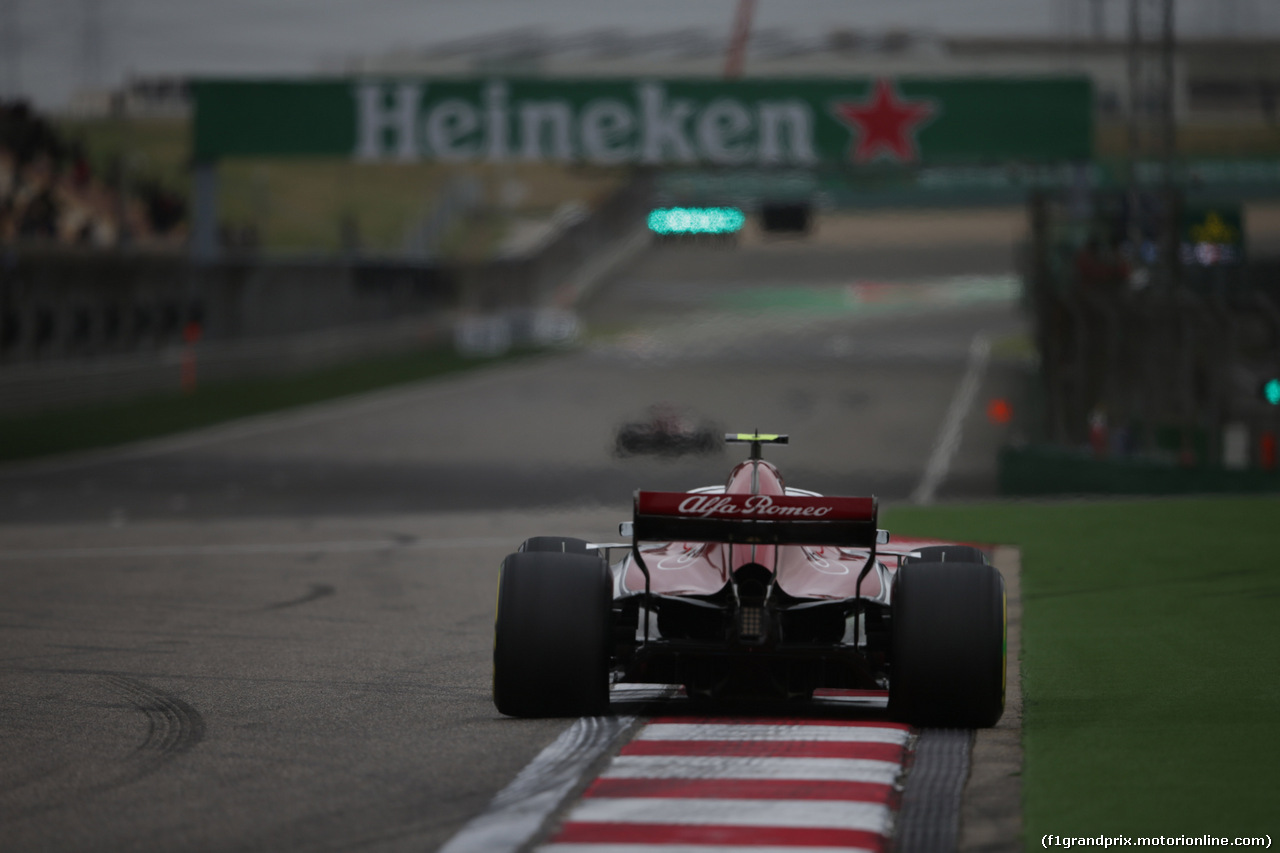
[
  {"left": 437, "top": 716, "right": 636, "bottom": 853},
  {"left": 910, "top": 333, "right": 990, "bottom": 506}
]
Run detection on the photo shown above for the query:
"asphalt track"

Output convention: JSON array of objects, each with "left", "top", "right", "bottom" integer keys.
[{"left": 0, "top": 228, "right": 1025, "bottom": 851}]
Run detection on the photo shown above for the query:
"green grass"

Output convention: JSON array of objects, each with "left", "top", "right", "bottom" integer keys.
[
  {"left": 883, "top": 498, "right": 1280, "bottom": 843},
  {"left": 0, "top": 346, "right": 543, "bottom": 464}
]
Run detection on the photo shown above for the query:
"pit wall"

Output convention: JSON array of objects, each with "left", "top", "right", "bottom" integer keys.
[
  {"left": 0, "top": 177, "right": 651, "bottom": 413},
  {"left": 998, "top": 445, "right": 1280, "bottom": 496}
]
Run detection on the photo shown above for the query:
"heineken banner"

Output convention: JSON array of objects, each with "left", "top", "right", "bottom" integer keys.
[{"left": 192, "top": 77, "right": 1092, "bottom": 166}]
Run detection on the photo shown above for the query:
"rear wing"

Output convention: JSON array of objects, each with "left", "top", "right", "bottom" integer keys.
[{"left": 633, "top": 490, "right": 879, "bottom": 548}]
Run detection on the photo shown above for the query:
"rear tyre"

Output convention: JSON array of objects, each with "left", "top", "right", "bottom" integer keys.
[
  {"left": 890, "top": 561, "right": 1005, "bottom": 728},
  {"left": 900, "top": 544, "right": 988, "bottom": 566},
  {"left": 493, "top": 551, "right": 612, "bottom": 717},
  {"left": 520, "top": 536, "right": 592, "bottom": 555}
]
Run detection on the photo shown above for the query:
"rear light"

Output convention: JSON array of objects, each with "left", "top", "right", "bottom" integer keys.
[{"left": 738, "top": 606, "right": 765, "bottom": 639}]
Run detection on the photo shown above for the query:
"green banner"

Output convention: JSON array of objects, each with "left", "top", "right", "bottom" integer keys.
[{"left": 192, "top": 77, "right": 1092, "bottom": 166}]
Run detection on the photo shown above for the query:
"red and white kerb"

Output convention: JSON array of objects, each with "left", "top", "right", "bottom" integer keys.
[{"left": 539, "top": 716, "right": 911, "bottom": 853}]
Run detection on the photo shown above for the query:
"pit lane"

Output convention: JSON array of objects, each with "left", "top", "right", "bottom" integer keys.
[{"left": 0, "top": 221, "right": 1024, "bottom": 851}]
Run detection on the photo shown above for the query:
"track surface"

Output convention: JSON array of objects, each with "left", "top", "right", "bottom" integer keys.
[{"left": 0, "top": 229, "right": 1024, "bottom": 851}]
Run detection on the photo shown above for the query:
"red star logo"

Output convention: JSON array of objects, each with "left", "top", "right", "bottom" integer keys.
[{"left": 832, "top": 79, "right": 937, "bottom": 164}]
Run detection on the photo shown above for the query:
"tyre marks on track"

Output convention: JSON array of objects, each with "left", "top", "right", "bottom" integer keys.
[
  {"left": 0, "top": 673, "right": 204, "bottom": 824},
  {"left": 263, "top": 582, "right": 336, "bottom": 611},
  {"left": 101, "top": 674, "right": 206, "bottom": 761}
]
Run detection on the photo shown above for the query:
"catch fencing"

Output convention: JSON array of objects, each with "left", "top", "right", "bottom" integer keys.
[{"left": 1024, "top": 191, "right": 1280, "bottom": 471}]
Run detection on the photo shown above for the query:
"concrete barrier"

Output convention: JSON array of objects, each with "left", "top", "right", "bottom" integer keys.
[{"left": 0, "top": 250, "right": 458, "bottom": 354}]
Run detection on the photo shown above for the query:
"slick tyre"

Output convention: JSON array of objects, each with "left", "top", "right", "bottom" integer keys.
[
  {"left": 519, "top": 536, "right": 592, "bottom": 555},
  {"left": 493, "top": 551, "right": 611, "bottom": 717},
  {"left": 900, "top": 544, "right": 988, "bottom": 566},
  {"left": 890, "top": 561, "right": 1006, "bottom": 728}
]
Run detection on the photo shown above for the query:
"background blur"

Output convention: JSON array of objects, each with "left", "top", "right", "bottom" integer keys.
[
  {"left": 1, "top": 0, "right": 1279, "bottom": 111},
  {"left": 2, "top": 0, "right": 1279, "bottom": 492}
]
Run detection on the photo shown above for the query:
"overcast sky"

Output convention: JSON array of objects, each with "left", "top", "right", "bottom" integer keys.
[{"left": 2, "top": 0, "right": 1276, "bottom": 110}]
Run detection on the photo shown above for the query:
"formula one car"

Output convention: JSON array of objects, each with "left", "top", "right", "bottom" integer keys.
[
  {"left": 613, "top": 403, "right": 722, "bottom": 458},
  {"left": 493, "top": 433, "right": 1006, "bottom": 727}
]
